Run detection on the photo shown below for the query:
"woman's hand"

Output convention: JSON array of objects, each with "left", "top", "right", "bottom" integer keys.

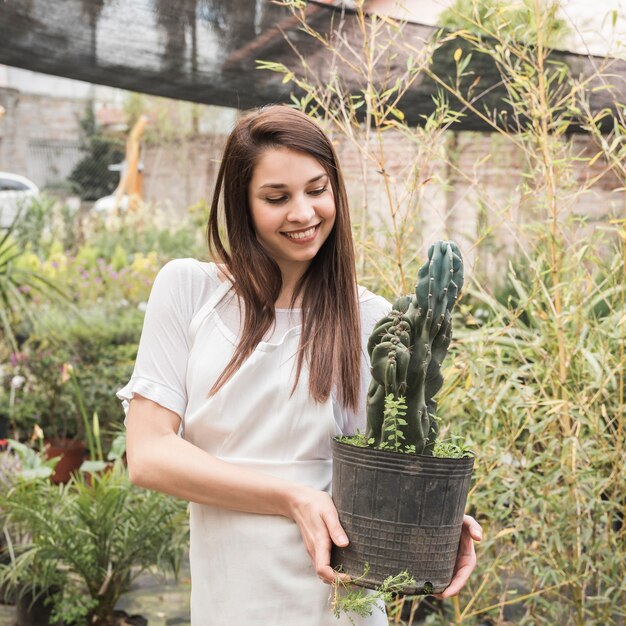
[
  {"left": 288, "top": 486, "right": 350, "bottom": 585},
  {"left": 434, "top": 514, "right": 483, "bottom": 599}
]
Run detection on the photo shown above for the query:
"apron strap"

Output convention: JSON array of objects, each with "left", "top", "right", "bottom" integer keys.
[{"left": 188, "top": 275, "right": 233, "bottom": 345}]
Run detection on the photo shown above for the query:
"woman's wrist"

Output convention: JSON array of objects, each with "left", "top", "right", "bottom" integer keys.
[{"left": 279, "top": 482, "right": 314, "bottom": 521}]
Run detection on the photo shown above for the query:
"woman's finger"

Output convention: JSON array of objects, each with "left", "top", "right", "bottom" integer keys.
[
  {"left": 321, "top": 508, "right": 349, "bottom": 547},
  {"left": 463, "top": 514, "right": 483, "bottom": 542}
]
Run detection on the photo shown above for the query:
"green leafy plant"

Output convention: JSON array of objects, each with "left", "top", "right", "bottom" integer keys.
[
  {"left": 0, "top": 216, "right": 74, "bottom": 352},
  {"left": 377, "top": 394, "right": 410, "bottom": 454},
  {"left": 68, "top": 106, "right": 124, "bottom": 201},
  {"left": 331, "top": 565, "right": 417, "bottom": 624},
  {"left": 6, "top": 439, "right": 60, "bottom": 481},
  {"left": 0, "top": 460, "right": 188, "bottom": 626}
]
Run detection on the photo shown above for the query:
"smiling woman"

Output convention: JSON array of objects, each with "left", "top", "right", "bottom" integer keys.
[
  {"left": 117, "top": 105, "right": 481, "bottom": 626},
  {"left": 248, "top": 147, "right": 336, "bottom": 306}
]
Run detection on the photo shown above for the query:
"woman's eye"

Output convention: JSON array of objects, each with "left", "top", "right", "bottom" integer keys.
[
  {"left": 266, "top": 196, "right": 287, "bottom": 204},
  {"left": 309, "top": 186, "right": 327, "bottom": 196}
]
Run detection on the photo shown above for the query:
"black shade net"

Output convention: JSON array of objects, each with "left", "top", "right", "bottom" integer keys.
[{"left": 0, "top": 0, "right": 624, "bottom": 132}]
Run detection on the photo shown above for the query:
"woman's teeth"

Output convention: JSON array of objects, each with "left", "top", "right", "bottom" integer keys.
[{"left": 283, "top": 226, "right": 316, "bottom": 240}]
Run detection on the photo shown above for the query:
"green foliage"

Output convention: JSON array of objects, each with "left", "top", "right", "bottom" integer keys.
[
  {"left": 68, "top": 107, "right": 124, "bottom": 201},
  {"left": 432, "top": 435, "right": 474, "bottom": 459},
  {"left": 5, "top": 439, "right": 60, "bottom": 481},
  {"left": 377, "top": 394, "right": 410, "bottom": 453},
  {"left": 337, "top": 429, "right": 371, "bottom": 448},
  {"left": 0, "top": 219, "right": 74, "bottom": 352},
  {"left": 6, "top": 304, "right": 141, "bottom": 441},
  {"left": 0, "top": 462, "right": 188, "bottom": 626},
  {"left": 262, "top": 1, "right": 626, "bottom": 622},
  {"left": 439, "top": 0, "right": 571, "bottom": 48},
  {"left": 85, "top": 210, "right": 205, "bottom": 262},
  {"left": 331, "top": 565, "right": 417, "bottom": 623},
  {"left": 437, "top": 233, "right": 626, "bottom": 625}
]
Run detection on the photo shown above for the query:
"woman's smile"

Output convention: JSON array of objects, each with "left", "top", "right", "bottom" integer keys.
[{"left": 280, "top": 223, "right": 321, "bottom": 242}]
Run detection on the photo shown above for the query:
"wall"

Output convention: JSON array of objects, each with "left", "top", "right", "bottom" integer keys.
[{"left": 0, "top": 87, "right": 86, "bottom": 187}]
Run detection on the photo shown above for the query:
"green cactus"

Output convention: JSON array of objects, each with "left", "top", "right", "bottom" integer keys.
[{"left": 365, "top": 241, "right": 464, "bottom": 455}]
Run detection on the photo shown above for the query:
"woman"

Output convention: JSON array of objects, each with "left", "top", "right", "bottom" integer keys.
[{"left": 118, "top": 105, "right": 482, "bottom": 625}]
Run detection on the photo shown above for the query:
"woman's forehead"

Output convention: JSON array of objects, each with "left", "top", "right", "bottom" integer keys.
[{"left": 251, "top": 147, "right": 327, "bottom": 189}]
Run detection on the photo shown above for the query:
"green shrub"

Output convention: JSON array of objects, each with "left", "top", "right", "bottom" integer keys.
[{"left": 0, "top": 462, "right": 188, "bottom": 626}]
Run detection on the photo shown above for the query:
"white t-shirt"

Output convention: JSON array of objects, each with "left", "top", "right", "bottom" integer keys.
[{"left": 117, "top": 258, "right": 391, "bottom": 435}]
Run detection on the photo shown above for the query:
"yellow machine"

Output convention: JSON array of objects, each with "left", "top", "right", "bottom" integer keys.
[{"left": 113, "top": 114, "right": 148, "bottom": 214}]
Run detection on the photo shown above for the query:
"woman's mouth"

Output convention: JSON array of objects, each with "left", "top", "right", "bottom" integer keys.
[{"left": 280, "top": 224, "right": 320, "bottom": 243}]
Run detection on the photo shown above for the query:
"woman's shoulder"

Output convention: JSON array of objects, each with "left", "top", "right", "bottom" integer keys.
[
  {"left": 157, "top": 258, "right": 223, "bottom": 284},
  {"left": 357, "top": 285, "right": 392, "bottom": 337},
  {"left": 154, "top": 258, "right": 223, "bottom": 312},
  {"left": 357, "top": 285, "right": 392, "bottom": 317}
]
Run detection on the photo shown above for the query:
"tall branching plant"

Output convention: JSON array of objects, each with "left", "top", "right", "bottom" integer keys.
[{"left": 259, "top": 1, "right": 625, "bottom": 624}]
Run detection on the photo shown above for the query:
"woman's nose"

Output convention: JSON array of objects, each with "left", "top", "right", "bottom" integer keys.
[{"left": 287, "top": 195, "right": 315, "bottom": 222}]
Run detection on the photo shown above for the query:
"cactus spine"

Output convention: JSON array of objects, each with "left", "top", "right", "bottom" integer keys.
[{"left": 365, "top": 241, "right": 464, "bottom": 455}]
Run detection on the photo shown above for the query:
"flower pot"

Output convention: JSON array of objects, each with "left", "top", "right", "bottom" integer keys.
[
  {"left": 0, "top": 414, "right": 8, "bottom": 440},
  {"left": 0, "top": 541, "right": 16, "bottom": 605},
  {"left": 16, "top": 586, "right": 60, "bottom": 626},
  {"left": 45, "top": 438, "right": 87, "bottom": 484},
  {"left": 330, "top": 438, "right": 474, "bottom": 595}
]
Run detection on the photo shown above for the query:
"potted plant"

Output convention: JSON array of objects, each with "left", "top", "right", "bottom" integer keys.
[
  {"left": 0, "top": 455, "right": 188, "bottom": 626},
  {"left": 331, "top": 240, "right": 474, "bottom": 596},
  {"left": 0, "top": 438, "right": 64, "bottom": 626}
]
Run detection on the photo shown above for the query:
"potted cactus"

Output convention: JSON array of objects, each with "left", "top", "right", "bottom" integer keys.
[{"left": 331, "top": 240, "right": 473, "bottom": 595}]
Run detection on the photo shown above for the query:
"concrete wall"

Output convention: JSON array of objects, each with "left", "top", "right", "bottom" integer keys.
[{"left": 0, "top": 87, "right": 86, "bottom": 187}]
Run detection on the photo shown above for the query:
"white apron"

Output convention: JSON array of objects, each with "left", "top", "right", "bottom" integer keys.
[{"left": 183, "top": 277, "right": 387, "bottom": 625}]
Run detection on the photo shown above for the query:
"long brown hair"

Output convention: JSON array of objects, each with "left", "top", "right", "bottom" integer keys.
[{"left": 207, "top": 105, "right": 361, "bottom": 411}]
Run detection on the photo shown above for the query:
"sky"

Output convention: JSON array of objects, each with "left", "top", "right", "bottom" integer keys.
[{"left": 366, "top": 0, "right": 626, "bottom": 56}]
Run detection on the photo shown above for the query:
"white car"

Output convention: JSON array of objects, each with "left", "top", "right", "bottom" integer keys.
[
  {"left": 0, "top": 172, "right": 39, "bottom": 228},
  {"left": 92, "top": 193, "right": 130, "bottom": 214}
]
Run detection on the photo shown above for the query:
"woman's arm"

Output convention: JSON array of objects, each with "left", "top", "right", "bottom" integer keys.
[{"left": 126, "top": 393, "right": 349, "bottom": 583}]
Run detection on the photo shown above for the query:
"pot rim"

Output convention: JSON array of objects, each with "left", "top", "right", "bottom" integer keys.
[{"left": 332, "top": 435, "right": 476, "bottom": 462}]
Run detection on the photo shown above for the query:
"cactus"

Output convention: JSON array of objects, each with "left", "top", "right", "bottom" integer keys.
[{"left": 365, "top": 241, "right": 464, "bottom": 455}]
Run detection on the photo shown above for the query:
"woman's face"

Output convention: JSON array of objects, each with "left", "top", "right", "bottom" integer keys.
[{"left": 248, "top": 146, "right": 336, "bottom": 280}]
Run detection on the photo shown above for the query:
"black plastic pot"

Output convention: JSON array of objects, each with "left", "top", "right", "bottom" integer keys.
[
  {"left": 330, "top": 438, "right": 474, "bottom": 595},
  {"left": 16, "top": 586, "right": 60, "bottom": 626}
]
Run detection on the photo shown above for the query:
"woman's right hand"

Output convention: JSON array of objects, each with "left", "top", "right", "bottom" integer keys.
[{"left": 288, "top": 486, "right": 351, "bottom": 584}]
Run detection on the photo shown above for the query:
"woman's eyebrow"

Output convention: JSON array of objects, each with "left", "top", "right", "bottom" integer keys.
[{"left": 259, "top": 173, "right": 327, "bottom": 190}]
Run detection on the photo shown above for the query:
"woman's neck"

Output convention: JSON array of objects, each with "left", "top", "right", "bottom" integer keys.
[{"left": 276, "top": 263, "right": 308, "bottom": 309}]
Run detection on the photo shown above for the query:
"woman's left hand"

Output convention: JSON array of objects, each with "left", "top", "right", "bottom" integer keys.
[{"left": 434, "top": 514, "right": 483, "bottom": 599}]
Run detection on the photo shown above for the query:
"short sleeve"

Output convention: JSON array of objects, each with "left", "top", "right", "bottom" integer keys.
[
  {"left": 333, "top": 289, "right": 392, "bottom": 435},
  {"left": 116, "top": 258, "right": 215, "bottom": 424}
]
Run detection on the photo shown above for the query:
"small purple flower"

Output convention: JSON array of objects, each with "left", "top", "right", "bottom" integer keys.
[
  {"left": 94, "top": 277, "right": 102, "bottom": 284},
  {"left": 81, "top": 270, "right": 89, "bottom": 279},
  {"left": 10, "top": 352, "right": 27, "bottom": 366},
  {"left": 51, "top": 260, "right": 59, "bottom": 269},
  {"left": 19, "top": 285, "right": 31, "bottom": 294},
  {"left": 110, "top": 271, "right": 118, "bottom": 279}
]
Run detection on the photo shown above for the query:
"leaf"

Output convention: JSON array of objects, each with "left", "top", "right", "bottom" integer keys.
[
  {"left": 454, "top": 47, "right": 463, "bottom": 63},
  {"left": 587, "top": 151, "right": 604, "bottom": 167},
  {"left": 494, "top": 527, "right": 518, "bottom": 539},
  {"left": 388, "top": 107, "right": 405, "bottom": 121},
  {"left": 79, "top": 460, "right": 109, "bottom": 474}
]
